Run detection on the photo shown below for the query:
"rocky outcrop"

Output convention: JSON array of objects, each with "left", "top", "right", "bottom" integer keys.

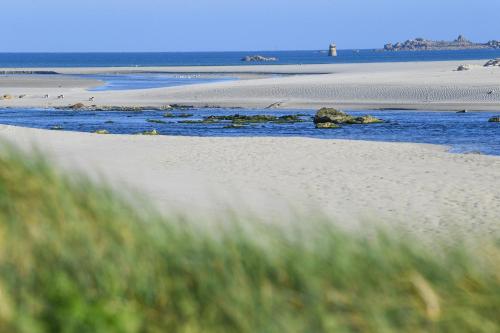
[
  {"left": 486, "top": 40, "right": 500, "bottom": 48},
  {"left": 314, "top": 108, "right": 383, "bottom": 128},
  {"left": 353, "top": 115, "right": 384, "bottom": 124},
  {"left": 314, "top": 108, "right": 354, "bottom": 124},
  {"left": 484, "top": 59, "right": 500, "bottom": 67},
  {"left": 241, "top": 55, "right": 278, "bottom": 62},
  {"left": 315, "top": 122, "right": 339, "bottom": 129},
  {"left": 457, "top": 64, "right": 472, "bottom": 71},
  {"left": 383, "top": 35, "right": 500, "bottom": 51}
]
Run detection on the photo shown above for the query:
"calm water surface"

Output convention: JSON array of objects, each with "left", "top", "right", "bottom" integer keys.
[
  {"left": 2, "top": 49, "right": 500, "bottom": 67},
  {"left": 81, "top": 73, "right": 237, "bottom": 91},
  {"left": 0, "top": 108, "right": 498, "bottom": 156}
]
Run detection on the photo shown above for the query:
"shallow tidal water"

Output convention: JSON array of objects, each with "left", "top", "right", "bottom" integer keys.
[
  {"left": 81, "top": 73, "right": 237, "bottom": 91},
  {"left": 0, "top": 108, "right": 499, "bottom": 156}
]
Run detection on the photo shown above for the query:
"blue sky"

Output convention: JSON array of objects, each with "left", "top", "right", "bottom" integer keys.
[{"left": 2, "top": 0, "right": 500, "bottom": 52}]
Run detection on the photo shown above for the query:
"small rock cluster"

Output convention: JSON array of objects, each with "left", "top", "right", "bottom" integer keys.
[
  {"left": 313, "top": 108, "right": 383, "bottom": 129},
  {"left": 484, "top": 59, "right": 500, "bottom": 67},
  {"left": 457, "top": 64, "right": 472, "bottom": 71},
  {"left": 241, "top": 55, "right": 278, "bottom": 62},
  {"left": 138, "top": 129, "right": 159, "bottom": 135},
  {"left": 384, "top": 35, "right": 500, "bottom": 51},
  {"left": 179, "top": 114, "right": 304, "bottom": 125}
]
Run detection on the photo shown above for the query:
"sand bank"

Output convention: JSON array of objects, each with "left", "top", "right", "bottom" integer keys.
[
  {"left": 1, "top": 125, "right": 498, "bottom": 236},
  {"left": 1, "top": 60, "right": 500, "bottom": 110}
]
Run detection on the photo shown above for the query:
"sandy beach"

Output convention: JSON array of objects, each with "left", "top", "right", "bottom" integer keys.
[
  {"left": 1, "top": 60, "right": 500, "bottom": 110},
  {"left": 1, "top": 60, "right": 499, "bottom": 235},
  {"left": 1, "top": 124, "right": 499, "bottom": 237}
]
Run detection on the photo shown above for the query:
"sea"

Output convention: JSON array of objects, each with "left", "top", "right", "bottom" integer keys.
[
  {"left": 0, "top": 108, "right": 498, "bottom": 156},
  {"left": 1, "top": 49, "right": 500, "bottom": 67},
  {"left": 0, "top": 49, "right": 499, "bottom": 156}
]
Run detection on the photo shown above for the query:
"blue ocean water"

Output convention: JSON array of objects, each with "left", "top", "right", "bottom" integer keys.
[
  {"left": 81, "top": 74, "right": 237, "bottom": 91},
  {"left": 1, "top": 49, "right": 500, "bottom": 67},
  {"left": 0, "top": 108, "right": 498, "bottom": 155}
]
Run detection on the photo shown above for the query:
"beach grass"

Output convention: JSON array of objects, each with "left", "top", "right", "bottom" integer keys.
[{"left": 0, "top": 144, "right": 499, "bottom": 333}]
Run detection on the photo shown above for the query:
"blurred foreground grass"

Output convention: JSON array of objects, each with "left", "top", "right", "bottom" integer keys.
[{"left": 0, "top": 144, "right": 499, "bottom": 333}]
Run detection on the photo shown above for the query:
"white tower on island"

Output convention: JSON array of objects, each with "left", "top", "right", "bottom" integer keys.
[{"left": 328, "top": 43, "right": 337, "bottom": 57}]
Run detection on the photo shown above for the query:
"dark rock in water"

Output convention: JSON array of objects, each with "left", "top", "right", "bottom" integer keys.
[
  {"left": 314, "top": 108, "right": 383, "bottom": 126},
  {"left": 206, "top": 114, "right": 276, "bottom": 123},
  {"left": 241, "top": 55, "right": 278, "bottom": 62},
  {"left": 488, "top": 116, "right": 500, "bottom": 122},
  {"left": 178, "top": 114, "right": 304, "bottom": 125},
  {"left": 50, "top": 125, "right": 63, "bottom": 130},
  {"left": 274, "top": 115, "right": 303, "bottom": 123},
  {"left": 207, "top": 114, "right": 303, "bottom": 124},
  {"left": 169, "top": 104, "right": 194, "bottom": 110},
  {"left": 147, "top": 119, "right": 167, "bottom": 124},
  {"left": 315, "top": 122, "right": 340, "bottom": 129},
  {"left": 456, "top": 110, "right": 468, "bottom": 113},
  {"left": 313, "top": 108, "right": 353, "bottom": 124},
  {"left": 163, "top": 112, "right": 193, "bottom": 118},
  {"left": 352, "top": 115, "right": 384, "bottom": 124}
]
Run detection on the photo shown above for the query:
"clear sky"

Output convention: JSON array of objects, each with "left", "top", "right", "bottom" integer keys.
[{"left": 2, "top": 0, "right": 500, "bottom": 52}]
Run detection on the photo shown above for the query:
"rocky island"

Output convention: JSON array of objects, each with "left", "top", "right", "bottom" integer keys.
[
  {"left": 383, "top": 35, "right": 500, "bottom": 51},
  {"left": 241, "top": 55, "right": 278, "bottom": 62}
]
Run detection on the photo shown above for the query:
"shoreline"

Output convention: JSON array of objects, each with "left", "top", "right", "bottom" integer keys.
[
  {"left": 1, "top": 124, "right": 499, "bottom": 235},
  {"left": 1, "top": 60, "right": 500, "bottom": 111},
  {"left": 0, "top": 59, "right": 493, "bottom": 74}
]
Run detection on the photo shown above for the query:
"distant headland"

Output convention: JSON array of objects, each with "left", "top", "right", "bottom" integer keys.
[{"left": 383, "top": 35, "right": 500, "bottom": 51}]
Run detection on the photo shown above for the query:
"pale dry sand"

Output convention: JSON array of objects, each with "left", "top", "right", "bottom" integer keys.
[
  {"left": 1, "top": 125, "right": 499, "bottom": 236},
  {"left": 1, "top": 60, "right": 499, "bottom": 235},
  {"left": 1, "top": 60, "right": 500, "bottom": 110}
]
